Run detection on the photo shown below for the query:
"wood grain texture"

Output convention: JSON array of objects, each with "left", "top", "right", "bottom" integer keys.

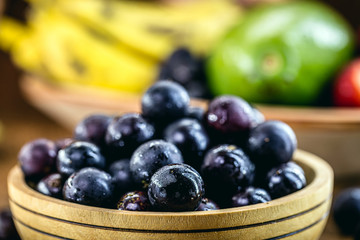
[
  {"left": 8, "top": 150, "right": 333, "bottom": 240},
  {"left": 19, "top": 75, "right": 360, "bottom": 177}
]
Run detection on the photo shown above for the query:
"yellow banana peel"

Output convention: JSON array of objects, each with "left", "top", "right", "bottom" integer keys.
[
  {"left": 0, "top": 18, "right": 27, "bottom": 51},
  {"left": 60, "top": 0, "right": 242, "bottom": 59},
  {"left": 30, "top": 9, "right": 157, "bottom": 92},
  {"left": 0, "top": 0, "right": 243, "bottom": 93},
  {"left": 0, "top": 17, "right": 45, "bottom": 75}
]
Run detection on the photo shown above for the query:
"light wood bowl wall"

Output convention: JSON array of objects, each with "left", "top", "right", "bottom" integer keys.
[{"left": 8, "top": 150, "right": 333, "bottom": 240}]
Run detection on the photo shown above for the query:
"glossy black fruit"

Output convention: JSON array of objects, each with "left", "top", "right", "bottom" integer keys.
[
  {"left": 36, "top": 173, "right": 64, "bottom": 199},
  {"left": 16, "top": 78, "right": 307, "bottom": 212},
  {"left": 196, "top": 198, "right": 219, "bottom": 211},
  {"left": 117, "top": 191, "right": 151, "bottom": 211},
  {"left": 266, "top": 161, "right": 306, "bottom": 199},
  {"left": 0, "top": 208, "right": 20, "bottom": 240},
  {"left": 57, "top": 141, "right": 106, "bottom": 177},
  {"left": 130, "top": 140, "right": 183, "bottom": 188},
  {"left": 108, "top": 159, "right": 135, "bottom": 196},
  {"left": 105, "top": 113, "right": 155, "bottom": 159},
  {"left": 158, "top": 48, "right": 198, "bottom": 86},
  {"left": 185, "top": 80, "right": 212, "bottom": 99},
  {"left": 251, "top": 107, "right": 265, "bottom": 126},
  {"left": 231, "top": 187, "right": 271, "bottom": 207},
  {"left": 354, "top": 223, "right": 360, "bottom": 240},
  {"left": 186, "top": 107, "right": 205, "bottom": 122},
  {"left": 55, "top": 138, "right": 74, "bottom": 152},
  {"left": 74, "top": 114, "right": 111, "bottom": 147},
  {"left": 205, "top": 95, "right": 255, "bottom": 134},
  {"left": 333, "top": 188, "right": 360, "bottom": 235},
  {"left": 63, "top": 167, "right": 114, "bottom": 207},
  {"left": 141, "top": 81, "right": 190, "bottom": 124},
  {"left": 18, "top": 138, "right": 57, "bottom": 180},
  {"left": 148, "top": 164, "right": 204, "bottom": 212},
  {"left": 158, "top": 48, "right": 212, "bottom": 99},
  {"left": 247, "top": 120, "right": 297, "bottom": 167},
  {"left": 164, "top": 118, "right": 209, "bottom": 169},
  {"left": 201, "top": 144, "right": 255, "bottom": 206}
]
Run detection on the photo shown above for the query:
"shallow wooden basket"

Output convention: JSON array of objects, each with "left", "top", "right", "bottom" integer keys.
[{"left": 8, "top": 150, "right": 333, "bottom": 240}]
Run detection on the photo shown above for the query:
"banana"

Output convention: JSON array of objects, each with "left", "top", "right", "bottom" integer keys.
[
  {"left": 0, "top": 18, "right": 26, "bottom": 51},
  {"left": 58, "top": 0, "right": 243, "bottom": 59},
  {"left": 0, "top": 0, "right": 243, "bottom": 93},
  {"left": 29, "top": 8, "right": 158, "bottom": 92},
  {"left": 0, "top": 17, "right": 46, "bottom": 75},
  {"left": 0, "top": 12, "right": 158, "bottom": 92}
]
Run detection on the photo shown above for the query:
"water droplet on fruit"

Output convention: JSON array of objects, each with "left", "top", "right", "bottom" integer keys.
[{"left": 208, "top": 114, "right": 218, "bottom": 122}]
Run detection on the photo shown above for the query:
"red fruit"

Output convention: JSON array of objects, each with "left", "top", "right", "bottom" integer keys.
[{"left": 334, "top": 59, "right": 360, "bottom": 107}]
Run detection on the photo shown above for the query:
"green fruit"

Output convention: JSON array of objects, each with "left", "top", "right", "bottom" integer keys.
[{"left": 206, "top": 1, "right": 355, "bottom": 105}]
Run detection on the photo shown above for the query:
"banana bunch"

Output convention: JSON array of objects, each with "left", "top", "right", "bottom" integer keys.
[{"left": 0, "top": 0, "right": 243, "bottom": 93}]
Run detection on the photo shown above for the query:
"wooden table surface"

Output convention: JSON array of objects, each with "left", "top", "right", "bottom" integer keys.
[{"left": 0, "top": 51, "right": 358, "bottom": 240}]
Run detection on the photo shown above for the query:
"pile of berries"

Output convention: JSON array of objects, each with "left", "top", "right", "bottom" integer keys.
[{"left": 18, "top": 81, "right": 306, "bottom": 212}]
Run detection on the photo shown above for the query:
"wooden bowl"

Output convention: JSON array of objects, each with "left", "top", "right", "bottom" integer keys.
[
  {"left": 19, "top": 75, "right": 360, "bottom": 177},
  {"left": 8, "top": 150, "right": 333, "bottom": 240}
]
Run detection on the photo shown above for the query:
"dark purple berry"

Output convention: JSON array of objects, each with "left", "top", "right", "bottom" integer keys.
[
  {"left": 164, "top": 118, "right": 209, "bottom": 169},
  {"left": 63, "top": 167, "right": 114, "bottom": 207},
  {"left": 354, "top": 223, "right": 360, "bottom": 240},
  {"left": 148, "top": 164, "right": 204, "bottom": 212},
  {"left": 57, "top": 141, "right": 106, "bottom": 177},
  {"left": 130, "top": 140, "right": 183, "bottom": 188},
  {"left": 74, "top": 114, "right": 111, "bottom": 147},
  {"left": 108, "top": 159, "right": 136, "bottom": 196},
  {"left": 117, "top": 191, "right": 151, "bottom": 211},
  {"left": 247, "top": 120, "right": 297, "bottom": 167},
  {"left": 205, "top": 95, "right": 255, "bottom": 134},
  {"left": 105, "top": 113, "right": 155, "bottom": 159},
  {"left": 141, "top": 81, "right": 190, "bottom": 124},
  {"left": 55, "top": 138, "right": 74, "bottom": 152},
  {"left": 201, "top": 144, "right": 255, "bottom": 207},
  {"left": 158, "top": 48, "right": 212, "bottom": 99},
  {"left": 18, "top": 138, "right": 57, "bottom": 180},
  {"left": 36, "top": 173, "right": 64, "bottom": 199},
  {"left": 266, "top": 161, "right": 306, "bottom": 199},
  {"left": 196, "top": 198, "right": 219, "bottom": 211},
  {"left": 0, "top": 208, "right": 20, "bottom": 240},
  {"left": 333, "top": 188, "right": 360, "bottom": 235},
  {"left": 158, "top": 48, "right": 198, "bottom": 86},
  {"left": 186, "top": 106, "right": 205, "bottom": 122},
  {"left": 251, "top": 107, "right": 265, "bottom": 126},
  {"left": 231, "top": 187, "right": 271, "bottom": 207},
  {"left": 184, "top": 80, "right": 212, "bottom": 99}
]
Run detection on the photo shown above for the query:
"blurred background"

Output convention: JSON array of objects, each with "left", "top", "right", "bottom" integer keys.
[{"left": 1, "top": 0, "right": 360, "bottom": 239}]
